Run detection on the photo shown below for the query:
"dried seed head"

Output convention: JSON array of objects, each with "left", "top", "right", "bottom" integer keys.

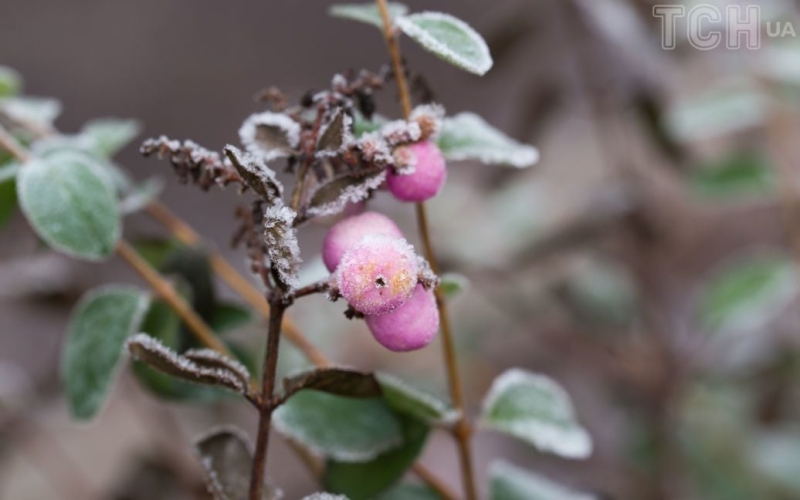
[
  {"left": 335, "top": 234, "right": 418, "bottom": 315},
  {"left": 410, "top": 103, "right": 445, "bottom": 140},
  {"left": 366, "top": 284, "right": 439, "bottom": 352}
]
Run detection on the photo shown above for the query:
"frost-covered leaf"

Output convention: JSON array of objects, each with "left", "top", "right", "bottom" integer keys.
[
  {"left": 0, "top": 66, "right": 22, "bottom": 98},
  {"left": 183, "top": 349, "right": 251, "bottom": 390},
  {"left": 273, "top": 390, "right": 403, "bottom": 462},
  {"left": 283, "top": 368, "right": 382, "bottom": 401},
  {"left": 699, "top": 254, "right": 798, "bottom": 335},
  {"left": 302, "top": 494, "right": 348, "bottom": 500},
  {"left": 0, "top": 163, "right": 19, "bottom": 229},
  {"left": 329, "top": 3, "right": 408, "bottom": 29},
  {"left": 438, "top": 113, "right": 539, "bottom": 168},
  {"left": 325, "top": 415, "right": 429, "bottom": 499},
  {"left": 378, "top": 483, "right": 441, "bottom": 500},
  {"left": 193, "top": 426, "right": 282, "bottom": 500},
  {"left": 489, "top": 460, "right": 595, "bottom": 500},
  {"left": 126, "top": 334, "right": 248, "bottom": 395},
  {"left": 17, "top": 152, "right": 121, "bottom": 260},
  {"left": 31, "top": 137, "right": 132, "bottom": 194},
  {"left": 665, "top": 86, "right": 768, "bottom": 143},
  {"left": 263, "top": 203, "right": 301, "bottom": 288},
  {"left": 120, "top": 177, "right": 164, "bottom": 214},
  {"left": 378, "top": 373, "right": 458, "bottom": 425},
  {"left": 316, "top": 109, "right": 353, "bottom": 156},
  {"left": 239, "top": 111, "right": 300, "bottom": 162},
  {"left": 81, "top": 118, "right": 141, "bottom": 157},
  {"left": 1, "top": 96, "right": 61, "bottom": 127},
  {"left": 223, "top": 145, "right": 283, "bottom": 201},
  {"left": 439, "top": 273, "right": 469, "bottom": 300},
  {"left": 397, "top": 12, "right": 493, "bottom": 76},
  {"left": 689, "top": 151, "right": 774, "bottom": 198},
  {"left": 307, "top": 170, "right": 386, "bottom": 218},
  {"left": 480, "top": 369, "right": 592, "bottom": 459},
  {"left": 61, "top": 286, "right": 150, "bottom": 420}
]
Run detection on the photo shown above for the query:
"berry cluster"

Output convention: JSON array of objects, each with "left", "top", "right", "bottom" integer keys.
[{"left": 324, "top": 138, "right": 447, "bottom": 352}]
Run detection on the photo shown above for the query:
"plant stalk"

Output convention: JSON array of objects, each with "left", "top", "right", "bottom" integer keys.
[
  {"left": 249, "top": 290, "right": 286, "bottom": 500},
  {"left": 375, "top": 1, "right": 477, "bottom": 498}
]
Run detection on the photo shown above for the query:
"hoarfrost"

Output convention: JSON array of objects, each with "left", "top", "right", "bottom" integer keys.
[
  {"left": 306, "top": 170, "right": 386, "bottom": 218},
  {"left": 239, "top": 111, "right": 301, "bottom": 162},
  {"left": 263, "top": 203, "right": 301, "bottom": 288},
  {"left": 223, "top": 145, "right": 283, "bottom": 201}
]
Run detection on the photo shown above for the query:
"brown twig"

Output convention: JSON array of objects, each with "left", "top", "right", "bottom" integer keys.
[
  {"left": 375, "top": 1, "right": 477, "bottom": 498},
  {"left": 249, "top": 288, "right": 287, "bottom": 500},
  {"left": 0, "top": 125, "right": 30, "bottom": 162}
]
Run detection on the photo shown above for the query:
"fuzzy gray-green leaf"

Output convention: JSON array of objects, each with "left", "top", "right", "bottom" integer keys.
[
  {"left": 81, "top": 118, "right": 141, "bottom": 158},
  {"left": 61, "top": 286, "right": 150, "bottom": 420},
  {"left": 438, "top": 113, "right": 539, "bottom": 168},
  {"left": 273, "top": 390, "right": 403, "bottom": 462},
  {"left": 329, "top": 3, "right": 408, "bottom": 29},
  {"left": 396, "top": 12, "right": 493, "bottom": 75},
  {"left": 17, "top": 152, "right": 121, "bottom": 260},
  {"left": 489, "top": 460, "right": 595, "bottom": 500},
  {"left": 480, "top": 369, "right": 592, "bottom": 459}
]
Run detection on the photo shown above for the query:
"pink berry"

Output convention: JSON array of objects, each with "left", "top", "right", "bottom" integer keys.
[
  {"left": 335, "top": 234, "right": 418, "bottom": 315},
  {"left": 322, "top": 212, "right": 403, "bottom": 272},
  {"left": 387, "top": 141, "right": 447, "bottom": 202},
  {"left": 366, "top": 284, "right": 439, "bottom": 352}
]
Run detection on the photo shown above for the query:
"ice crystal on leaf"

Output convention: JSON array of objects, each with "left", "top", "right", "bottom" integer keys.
[
  {"left": 223, "top": 145, "right": 283, "bottom": 202},
  {"left": 239, "top": 111, "right": 301, "bottom": 162},
  {"left": 307, "top": 170, "right": 387, "bottom": 218},
  {"left": 316, "top": 109, "right": 354, "bottom": 157},
  {"left": 263, "top": 203, "right": 302, "bottom": 288}
]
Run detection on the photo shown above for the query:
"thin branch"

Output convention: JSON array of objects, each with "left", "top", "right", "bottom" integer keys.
[
  {"left": 375, "top": 1, "right": 477, "bottom": 498},
  {"left": 249, "top": 289, "right": 287, "bottom": 500},
  {"left": 0, "top": 125, "right": 30, "bottom": 162},
  {"left": 116, "top": 240, "right": 233, "bottom": 357}
]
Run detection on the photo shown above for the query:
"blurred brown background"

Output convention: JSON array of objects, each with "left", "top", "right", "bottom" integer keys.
[{"left": 4, "top": 0, "right": 800, "bottom": 499}]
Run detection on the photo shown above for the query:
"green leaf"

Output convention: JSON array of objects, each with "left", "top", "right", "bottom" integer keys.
[
  {"left": 119, "top": 177, "right": 164, "bottom": 214},
  {"left": 352, "top": 112, "right": 388, "bottom": 137},
  {"left": 438, "top": 113, "right": 538, "bottom": 168},
  {"left": 329, "top": 2, "right": 408, "bottom": 29},
  {"left": 325, "top": 415, "right": 429, "bottom": 500},
  {"left": 17, "top": 151, "right": 121, "bottom": 260},
  {"left": 283, "top": 368, "right": 382, "bottom": 400},
  {"left": 699, "top": 254, "right": 798, "bottom": 335},
  {"left": 0, "top": 66, "right": 22, "bottom": 98},
  {"left": 302, "top": 494, "right": 349, "bottom": 500},
  {"left": 689, "top": 152, "right": 774, "bottom": 198},
  {"left": 396, "top": 12, "right": 493, "bottom": 76},
  {"left": 61, "top": 286, "right": 150, "bottom": 420},
  {"left": 31, "top": 136, "right": 132, "bottom": 193},
  {"left": 0, "top": 164, "right": 19, "bottom": 229},
  {"left": 439, "top": 273, "right": 469, "bottom": 300},
  {"left": 210, "top": 301, "right": 253, "bottom": 333},
  {"left": 80, "top": 118, "right": 141, "bottom": 158},
  {"left": 273, "top": 390, "right": 403, "bottom": 462},
  {"left": 378, "top": 483, "right": 442, "bottom": 500},
  {"left": 489, "top": 460, "right": 595, "bottom": 500},
  {"left": 665, "top": 86, "right": 767, "bottom": 143},
  {"left": 1, "top": 96, "right": 61, "bottom": 127},
  {"left": 480, "top": 369, "right": 592, "bottom": 459},
  {"left": 193, "top": 427, "right": 282, "bottom": 500},
  {"left": 378, "top": 373, "right": 457, "bottom": 425}
]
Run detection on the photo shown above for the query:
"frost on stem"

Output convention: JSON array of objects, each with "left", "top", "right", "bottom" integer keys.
[
  {"left": 184, "top": 348, "right": 252, "bottom": 391},
  {"left": 239, "top": 111, "right": 301, "bottom": 162},
  {"left": 125, "top": 334, "right": 247, "bottom": 395},
  {"left": 223, "top": 145, "right": 283, "bottom": 202},
  {"left": 263, "top": 202, "right": 302, "bottom": 289},
  {"left": 140, "top": 136, "right": 242, "bottom": 191}
]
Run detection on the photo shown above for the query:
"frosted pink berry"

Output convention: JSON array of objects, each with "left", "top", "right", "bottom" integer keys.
[
  {"left": 366, "top": 284, "right": 439, "bottom": 352},
  {"left": 335, "top": 234, "right": 418, "bottom": 315},
  {"left": 387, "top": 140, "right": 447, "bottom": 202},
  {"left": 322, "top": 211, "right": 403, "bottom": 272}
]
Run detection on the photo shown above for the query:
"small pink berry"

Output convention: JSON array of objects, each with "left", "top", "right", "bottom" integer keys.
[
  {"left": 387, "top": 141, "right": 447, "bottom": 202},
  {"left": 366, "top": 284, "right": 439, "bottom": 352},
  {"left": 335, "top": 234, "right": 418, "bottom": 315},
  {"left": 322, "top": 212, "right": 403, "bottom": 272}
]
